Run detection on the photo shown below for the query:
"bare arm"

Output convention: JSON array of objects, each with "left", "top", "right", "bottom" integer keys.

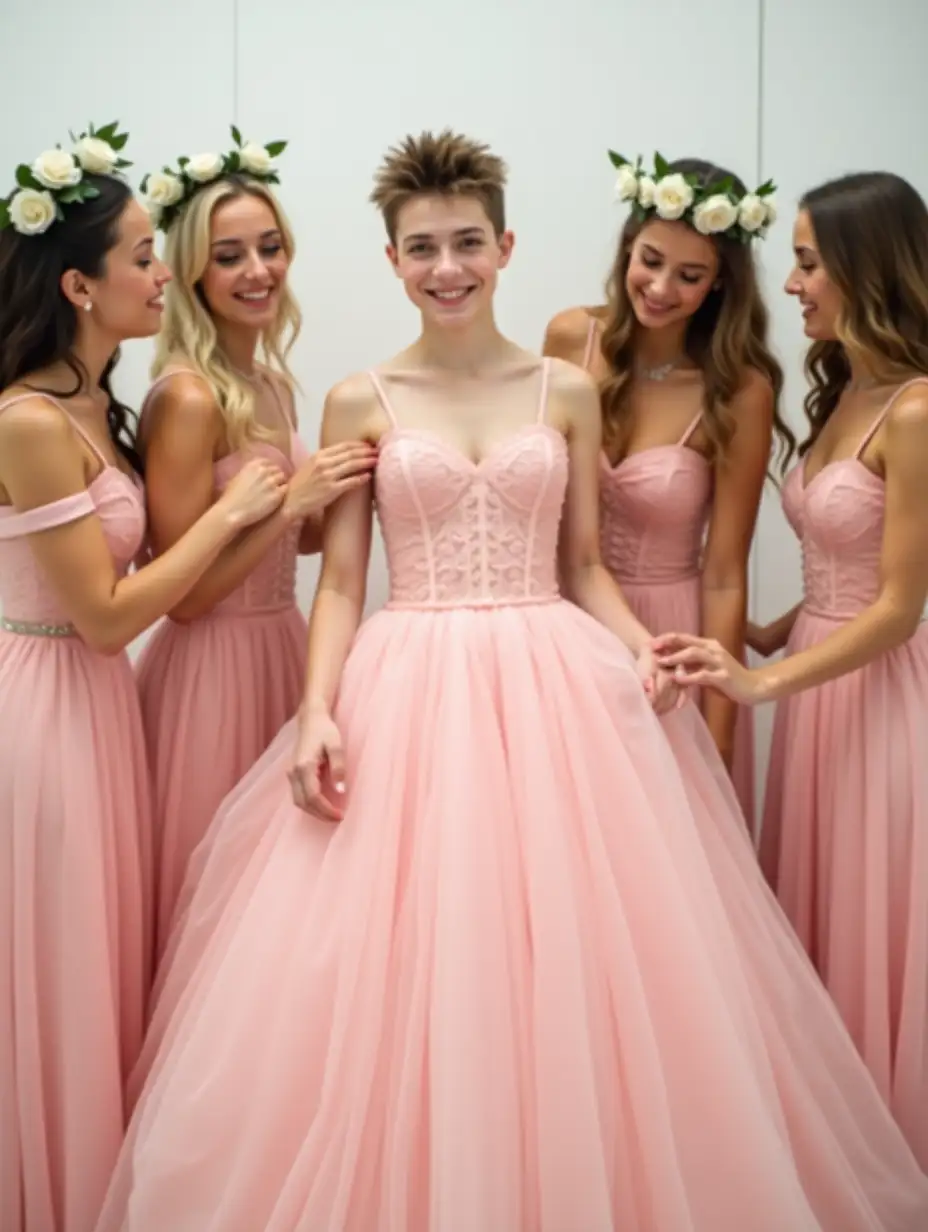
[
  {"left": 746, "top": 605, "right": 802, "bottom": 657},
  {"left": 699, "top": 371, "right": 773, "bottom": 762},
  {"left": 541, "top": 306, "right": 596, "bottom": 367},
  {"left": 0, "top": 399, "right": 282, "bottom": 655},
  {"left": 300, "top": 379, "right": 376, "bottom": 715},
  {"left": 144, "top": 376, "right": 296, "bottom": 623},
  {"left": 756, "top": 388, "right": 928, "bottom": 699},
  {"left": 556, "top": 362, "right": 652, "bottom": 654}
]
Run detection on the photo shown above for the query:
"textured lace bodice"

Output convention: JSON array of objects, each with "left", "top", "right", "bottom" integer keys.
[
  {"left": 375, "top": 425, "right": 567, "bottom": 609},
  {"left": 0, "top": 469, "right": 145, "bottom": 625},
  {"left": 783, "top": 461, "right": 886, "bottom": 619},
  {"left": 599, "top": 447, "right": 711, "bottom": 585},
  {"left": 210, "top": 438, "right": 308, "bottom": 615}
]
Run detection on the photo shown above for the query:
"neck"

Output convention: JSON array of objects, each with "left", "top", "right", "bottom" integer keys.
[
  {"left": 632, "top": 322, "right": 688, "bottom": 370},
  {"left": 42, "top": 330, "right": 117, "bottom": 395},
  {"left": 215, "top": 321, "right": 260, "bottom": 376},
  {"left": 414, "top": 312, "right": 512, "bottom": 374}
]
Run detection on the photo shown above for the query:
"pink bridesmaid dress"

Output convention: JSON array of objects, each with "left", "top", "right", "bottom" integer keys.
[
  {"left": 94, "top": 363, "right": 928, "bottom": 1231},
  {"left": 761, "top": 379, "right": 928, "bottom": 1167},
  {"left": 136, "top": 367, "right": 309, "bottom": 959},
  {"left": 0, "top": 394, "right": 151, "bottom": 1232},
  {"left": 584, "top": 321, "right": 756, "bottom": 830}
]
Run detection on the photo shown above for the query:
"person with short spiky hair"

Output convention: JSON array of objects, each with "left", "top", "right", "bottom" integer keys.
[{"left": 96, "top": 131, "right": 928, "bottom": 1232}]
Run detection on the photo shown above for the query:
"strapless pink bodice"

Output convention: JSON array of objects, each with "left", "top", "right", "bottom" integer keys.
[
  {"left": 375, "top": 425, "right": 567, "bottom": 609},
  {"left": 599, "top": 447, "right": 711, "bottom": 586}
]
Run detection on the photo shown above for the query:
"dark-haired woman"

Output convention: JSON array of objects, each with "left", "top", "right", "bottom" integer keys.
[
  {"left": 0, "top": 134, "right": 286, "bottom": 1231},
  {"left": 544, "top": 156, "right": 794, "bottom": 833},
  {"left": 656, "top": 171, "right": 928, "bottom": 1166}
]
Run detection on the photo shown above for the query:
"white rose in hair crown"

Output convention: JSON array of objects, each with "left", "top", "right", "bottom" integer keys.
[
  {"left": 0, "top": 121, "right": 132, "bottom": 238},
  {"left": 607, "top": 148, "right": 777, "bottom": 243},
  {"left": 141, "top": 124, "right": 287, "bottom": 233}
]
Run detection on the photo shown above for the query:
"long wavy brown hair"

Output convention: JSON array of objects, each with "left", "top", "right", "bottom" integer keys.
[
  {"left": 798, "top": 171, "right": 928, "bottom": 456},
  {"left": 599, "top": 157, "right": 794, "bottom": 473}
]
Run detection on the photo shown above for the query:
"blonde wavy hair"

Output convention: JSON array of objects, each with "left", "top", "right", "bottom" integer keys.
[
  {"left": 153, "top": 175, "right": 302, "bottom": 452},
  {"left": 798, "top": 171, "right": 928, "bottom": 456},
  {"left": 598, "top": 157, "right": 794, "bottom": 473}
]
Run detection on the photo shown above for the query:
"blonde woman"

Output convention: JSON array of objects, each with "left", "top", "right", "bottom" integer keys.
[
  {"left": 544, "top": 155, "right": 794, "bottom": 833},
  {"left": 137, "top": 134, "right": 376, "bottom": 958},
  {"left": 657, "top": 171, "right": 928, "bottom": 1165}
]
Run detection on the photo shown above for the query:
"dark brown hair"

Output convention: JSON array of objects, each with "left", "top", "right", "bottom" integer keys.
[
  {"left": 0, "top": 173, "right": 143, "bottom": 472},
  {"left": 370, "top": 129, "right": 507, "bottom": 243},
  {"left": 599, "top": 157, "right": 794, "bottom": 473},
  {"left": 798, "top": 171, "right": 928, "bottom": 455}
]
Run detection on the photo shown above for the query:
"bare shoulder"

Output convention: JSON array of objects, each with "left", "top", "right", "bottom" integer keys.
[
  {"left": 147, "top": 370, "right": 219, "bottom": 420},
  {"left": 547, "top": 355, "right": 600, "bottom": 401},
  {"left": 322, "top": 371, "right": 383, "bottom": 442},
  {"left": 886, "top": 378, "right": 928, "bottom": 431},
  {"left": 542, "top": 305, "right": 599, "bottom": 361},
  {"left": 0, "top": 393, "right": 75, "bottom": 451},
  {"left": 730, "top": 367, "right": 775, "bottom": 429}
]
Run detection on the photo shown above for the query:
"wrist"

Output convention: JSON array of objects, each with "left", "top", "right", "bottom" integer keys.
[{"left": 751, "top": 664, "right": 781, "bottom": 703}]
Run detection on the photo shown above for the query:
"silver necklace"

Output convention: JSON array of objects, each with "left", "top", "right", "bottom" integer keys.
[{"left": 637, "top": 359, "right": 682, "bottom": 382}]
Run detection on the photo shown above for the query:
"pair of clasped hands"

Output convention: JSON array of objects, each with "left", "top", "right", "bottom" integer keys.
[
  {"left": 288, "top": 633, "right": 740, "bottom": 824},
  {"left": 213, "top": 439, "right": 379, "bottom": 534}
]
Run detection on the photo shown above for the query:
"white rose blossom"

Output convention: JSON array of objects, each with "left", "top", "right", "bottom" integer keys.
[
  {"left": 763, "top": 195, "right": 777, "bottom": 225},
  {"left": 239, "top": 142, "right": 272, "bottom": 176},
  {"left": 692, "top": 193, "right": 739, "bottom": 236},
  {"left": 737, "top": 193, "right": 768, "bottom": 233},
  {"left": 652, "top": 174, "right": 694, "bottom": 221},
  {"left": 637, "top": 175, "right": 656, "bottom": 209},
  {"left": 613, "top": 164, "right": 639, "bottom": 203},
  {"left": 145, "top": 171, "right": 184, "bottom": 208},
  {"left": 73, "top": 137, "right": 117, "bottom": 175},
  {"left": 185, "top": 152, "right": 225, "bottom": 183},
  {"left": 31, "top": 149, "right": 82, "bottom": 191},
  {"left": 146, "top": 202, "right": 163, "bottom": 229},
  {"left": 9, "top": 188, "right": 57, "bottom": 236}
]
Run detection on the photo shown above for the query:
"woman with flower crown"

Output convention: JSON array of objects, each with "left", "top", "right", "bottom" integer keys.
[
  {"left": 655, "top": 170, "right": 928, "bottom": 1168},
  {"left": 543, "top": 154, "right": 792, "bottom": 833},
  {"left": 135, "top": 131, "right": 376, "bottom": 958},
  {"left": 0, "top": 126, "right": 287, "bottom": 1232},
  {"left": 96, "top": 131, "right": 928, "bottom": 1231}
]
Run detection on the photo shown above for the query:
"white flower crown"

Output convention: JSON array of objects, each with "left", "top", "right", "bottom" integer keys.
[
  {"left": 141, "top": 125, "right": 286, "bottom": 232},
  {"left": 609, "top": 150, "right": 777, "bottom": 242},
  {"left": 0, "top": 122, "right": 131, "bottom": 238}
]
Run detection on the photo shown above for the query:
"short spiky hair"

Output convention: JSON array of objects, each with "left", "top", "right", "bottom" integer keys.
[{"left": 370, "top": 129, "right": 508, "bottom": 243}]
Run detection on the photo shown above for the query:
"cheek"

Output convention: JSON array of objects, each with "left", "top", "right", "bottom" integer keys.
[
  {"left": 625, "top": 261, "right": 649, "bottom": 291},
  {"left": 199, "top": 264, "right": 237, "bottom": 309},
  {"left": 678, "top": 281, "right": 713, "bottom": 313}
]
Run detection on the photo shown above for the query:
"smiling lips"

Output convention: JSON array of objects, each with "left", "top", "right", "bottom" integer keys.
[{"left": 427, "top": 287, "right": 475, "bottom": 304}]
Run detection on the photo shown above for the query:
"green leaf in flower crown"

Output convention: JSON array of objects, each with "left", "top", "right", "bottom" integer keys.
[
  {"left": 226, "top": 151, "right": 241, "bottom": 173},
  {"left": 265, "top": 141, "right": 287, "bottom": 158},
  {"left": 756, "top": 179, "right": 776, "bottom": 197},
  {"left": 140, "top": 173, "right": 150, "bottom": 193},
  {"left": 94, "top": 121, "right": 119, "bottom": 142},
  {"left": 15, "top": 165, "right": 38, "bottom": 190},
  {"left": 115, "top": 158, "right": 132, "bottom": 170},
  {"left": 607, "top": 150, "right": 628, "bottom": 169},
  {"left": 110, "top": 133, "right": 129, "bottom": 152},
  {"left": 0, "top": 199, "right": 9, "bottom": 230},
  {"left": 653, "top": 152, "right": 670, "bottom": 179},
  {"left": 81, "top": 184, "right": 101, "bottom": 200},
  {"left": 177, "top": 156, "right": 189, "bottom": 168},
  {"left": 231, "top": 125, "right": 242, "bottom": 147},
  {"left": 57, "top": 186, "right": 84, "bottom": 204}
]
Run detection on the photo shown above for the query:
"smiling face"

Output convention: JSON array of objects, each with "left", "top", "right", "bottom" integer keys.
[
  {"left": 387, "top": 193, "right": 514, "bottom": 328},
  {"left": 198, "top": 190, "right": 290, "bottom": 331},
  {"left": 624, "top": 219, "right": 719, "bottom": 333},
  {"left": 783, "top": 208, "right": 843, "bottom": 340},
  {"left": 74, "top": 196, "right": 172, "bottom": 340}
]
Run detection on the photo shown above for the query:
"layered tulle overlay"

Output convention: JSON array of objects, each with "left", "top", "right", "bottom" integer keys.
[
  {"left": 0, "top": 400, "right": 151, "bottom": 1232},
  {"left": 761, "top": 429, "right": 928, "bottom": 1170},
  {"left": 98, "top": 367, "right": 928, "bottom": 1230}
]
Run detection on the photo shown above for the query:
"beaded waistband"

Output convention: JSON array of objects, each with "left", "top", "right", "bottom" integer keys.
[{"left": 0, "top": 615, "right": 77, "bottom": 638}]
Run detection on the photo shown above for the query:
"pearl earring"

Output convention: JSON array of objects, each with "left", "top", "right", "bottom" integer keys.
[{"left": 83, "top": 302, "right": 92, "bottom": 313}]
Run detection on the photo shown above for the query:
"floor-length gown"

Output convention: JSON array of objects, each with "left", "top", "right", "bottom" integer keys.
[
  {"left": 0, "top": 395, "right": 151, "bottom": 1232},
  {"left": 761, "top": 380, "right": 928, "bottom": 1168},
  {"left": 136, "top": 368, "right": 309, "bottom": 957},
  {"left": 583, "top": 319, "right": 756, "bottom": 830},
  {"left": 96, "top": 362, "right": 928, "bottom": 1231}
]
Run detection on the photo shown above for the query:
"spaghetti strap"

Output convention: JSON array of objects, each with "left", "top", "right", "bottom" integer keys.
[
  {"left": 855, "top": 377, "right": 928, "bottom": 459},
  {"left": 679, "top": 411, "right": 703, "bottom": 448},
  {"left": 368, "top": 370, "right": 399, "bottom": 428},
  {"left": 0, "top": 391, "right": 110, "bottom": 468},
  {"left": 260, "top": 371, "right": 297, "bottom": 431},
  {"left": 581, "top": 316, "right": 599, "bottom": 371},
  {"left": 536, "top": 358, "right": 552, "bottom": 425}
]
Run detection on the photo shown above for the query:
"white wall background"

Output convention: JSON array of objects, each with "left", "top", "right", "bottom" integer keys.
[{"left": 2, "top": 0, "right": 928, "bottom": 807}]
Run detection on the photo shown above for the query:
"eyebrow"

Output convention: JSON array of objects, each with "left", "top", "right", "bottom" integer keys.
[
  {"left": 642, "top": 243, "right": 709, "bottom": 271},
  {"left": 794, "top": 244, "right": 815, "bottom": 257},
  {"left": 133, "top": 236, "right": 153, "bottom": 253},
  {"left": 211, "top": 228, "right": 282, "bottom": 248},
  {"left": 403, "top": 226, "right": 485, "bottom": 245}
]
